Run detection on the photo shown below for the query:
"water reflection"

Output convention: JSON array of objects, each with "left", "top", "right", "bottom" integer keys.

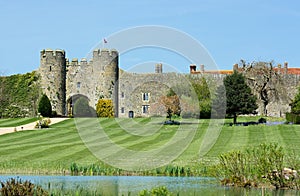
[{"left": 0, "top": 175, "right": 298, "bottom": 195}]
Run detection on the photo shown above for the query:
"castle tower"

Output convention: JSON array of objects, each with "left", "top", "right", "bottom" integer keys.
[
  {"left": 92, "top": 49, "right": 119, "bottom": 117},
  {"left": 39, "top": 49, "right": 66, "bottom": 116}
]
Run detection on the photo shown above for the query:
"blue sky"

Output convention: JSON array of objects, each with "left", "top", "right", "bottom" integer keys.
[{"left": 0, "top": 0, "right": 299, "bottom": 75}]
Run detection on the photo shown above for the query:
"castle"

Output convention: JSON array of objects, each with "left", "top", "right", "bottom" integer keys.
[{"left": 38, "top": 49, "right": 300, "bottom": 118}]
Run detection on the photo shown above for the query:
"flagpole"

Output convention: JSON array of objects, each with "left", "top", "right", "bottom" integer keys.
[{"left": 103, "top": 38, "right": 107, "bottom": 49}]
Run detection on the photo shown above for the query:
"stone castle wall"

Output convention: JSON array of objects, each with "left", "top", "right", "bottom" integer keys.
[
  {"left": 239, "top": 65, "right": 300, "bottom": 117},
  {"left": 39, "top": 49, "right": 118, "bottom": 116},
  {"left": 38, "top": 49, "right": 66, "bottom": 115},
  {"left": 118, "top": 72, "right": 189, "bottom": 117},
  {"left": 66, "top": 49, "right": 119, "bottom": 116},
  {"left": 38, "top": 49, "right": 300, "bottom": 118}
]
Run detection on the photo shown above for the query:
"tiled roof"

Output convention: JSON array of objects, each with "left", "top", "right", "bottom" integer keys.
[
  {"left": 287, "top": 68, "right": 300, "bottom": 75},
  {"left": 191, "top": 68, "right": 300, "bottom": 75}
]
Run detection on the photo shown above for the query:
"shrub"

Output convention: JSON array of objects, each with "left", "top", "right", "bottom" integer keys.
[
  {"left": 51, "top": 110, "right": 57, "bottom": 117},
  {"left": 286, "top": 112, "right": 300, "bottom": 124},
  {"left": 258, "top": 117, "right": 267, "bottom": 124},
  {"left": 0, "top": 177, "right": 48, "bottom": 196},
  {"left": 35, "top": 117, "right": 51, "bottom": 128},
  {"left": 38, "top": 94, "right": 52, "bottom": 117},
  {"left": 218, "top": 143, "right": 300, "bottom": 189},
  {"left": 139, "top": 186, "right": 173, "bottom": 196},
  {"left": 96, "top": 99, "right": 114, "bottom": 117}
]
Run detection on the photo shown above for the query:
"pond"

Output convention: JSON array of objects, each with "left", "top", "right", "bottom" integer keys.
[{"left": 0, "top": 175, "right": 299, "bottom": 195}]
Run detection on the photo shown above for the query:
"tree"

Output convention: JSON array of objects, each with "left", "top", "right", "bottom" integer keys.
[
  {"left": 73, "top": 97, "right": 93, "bottom": 117},
  {"left": 38, "top": 94, "right": 52, "bottom": 117},
  {"left": 191, "top": 77, "right": 211, "bottom": 118},
  {"left": 290, "top": 86, "right": 300, "bottom": 114},
  {"left": 160, "top": 89, "right": 181, "bottom": 120},
  {"left": 220, "top": 71, "right": 258, "bottom": 124},
  {"left": 212, "top": 85, "right": 226, "bottom": 119},
  {"left": 96, "top": 99, "right": 114, "bottom": 117},
  {"left": 238, "top": 60, "right": 282, "bottom": 116}
]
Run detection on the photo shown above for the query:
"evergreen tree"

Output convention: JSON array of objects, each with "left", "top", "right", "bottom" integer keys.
[
  {"left": 96, "top": 99, "right": 114, "bottom": 117},
  {"left": 219, "top": 71, "right": 258, "bottom": 124},
  {"left": 38, "top": 94, "right": 52, "bottom": 117}
]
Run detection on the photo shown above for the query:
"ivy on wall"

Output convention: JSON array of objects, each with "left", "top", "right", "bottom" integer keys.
[{"left": 0, "top": 71, "right": 41, "bottom": 118}]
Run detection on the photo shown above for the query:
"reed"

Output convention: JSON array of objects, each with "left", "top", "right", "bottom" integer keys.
[{"left": 218, "top": 143, "right": 300, "bottom": 189}]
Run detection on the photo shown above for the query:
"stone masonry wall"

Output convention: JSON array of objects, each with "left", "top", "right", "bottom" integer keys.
[
  {"left": 66, "top": 49, "right": 119, "bottom": 116},
  {"left": 118, "top": 72, "right": 195, "bottom": 117},
  {"left": 39, "top": 48, "right": 300, "bottom": 118},
  {"left": 38, "top": 49, "right": 66, "bottom": 115}
]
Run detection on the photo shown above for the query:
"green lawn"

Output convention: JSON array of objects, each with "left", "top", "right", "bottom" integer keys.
[
  {"left": 0, "top": 117, "right": 38, "bottom": 127},
  {"left": 0, "top": 117, "right": 299, "bottom": 174}
]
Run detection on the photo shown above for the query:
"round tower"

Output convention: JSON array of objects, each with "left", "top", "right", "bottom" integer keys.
[
  {"left": 92, "top": 49, "right": 119, "bottom": 117},
  {"left": 39, "top": 49, "right": 66, "bottom": 116}
]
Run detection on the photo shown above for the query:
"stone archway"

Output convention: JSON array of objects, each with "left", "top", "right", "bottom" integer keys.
[{"left": 67, "top": 94, "right": 90, "bottom": 116}]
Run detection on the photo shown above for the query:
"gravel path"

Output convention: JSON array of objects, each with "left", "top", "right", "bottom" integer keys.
[{"left": 0, "top": 118, "right": 68, "bottom": 136}]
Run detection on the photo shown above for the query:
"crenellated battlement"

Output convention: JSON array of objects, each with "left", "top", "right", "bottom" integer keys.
[
  {"left": 92, "top": 48, "right": 118, "bottom": 58},
  {"left": 40, "top": 49, "right": 65, "bottom": 58},
  {"left": 66, "top": 58, "right": 91, "bottom": 67}
]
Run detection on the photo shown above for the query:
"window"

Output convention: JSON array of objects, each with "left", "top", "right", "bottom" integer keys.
[
  {"left": 121, "top": 92, "right": 125, "bottom": 98},
  {"left": 49, "top": 66, "right": 52, "bottom": 71},
  {"left": 142, "top": 105, "right": 149, "bottom": 114},
  {"left": 77, "top": 82, "right": 81, "bottom": 88},
  {"left": 142, "top": 93, "right": 149, "bottom": 101},
  {"left": 121, "top": 107, "right": 125, "bottom": 113}
]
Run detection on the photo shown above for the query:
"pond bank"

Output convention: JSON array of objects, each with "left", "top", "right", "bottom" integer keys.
[{"left": 1, "top": 175, "right": 299, "bottom": 195}]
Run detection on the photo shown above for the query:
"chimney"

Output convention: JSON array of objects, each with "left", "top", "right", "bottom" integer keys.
[
  {"left": 155, "top": 63, "right": 163, "bottom": 73},
  {"left": 277, "top": 63, "right": 282, "bottom": 74},
  {"left": 233, "top": 63, "right": 238, "bottom": 71},
  {"left": 200, "top": 64, "right": 204, "bottom": 73},
  {"left": 190, "top": 64, "right": 196, "bottom": 74},
  {"left": 284, "top": 62, "right": 288, "bottom": 74}
]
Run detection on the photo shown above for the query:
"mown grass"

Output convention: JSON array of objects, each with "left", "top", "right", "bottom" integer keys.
[
  {"left": 0, "top": 118, "right": 38, "bottom": 127},
  {"left": 0, "top": 117, "right": 299, "bottom": 175}
]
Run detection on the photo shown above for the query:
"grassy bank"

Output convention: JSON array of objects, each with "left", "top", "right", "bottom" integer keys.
[{"left": 0, "top": 117, "right": 299, "bottom": 175}]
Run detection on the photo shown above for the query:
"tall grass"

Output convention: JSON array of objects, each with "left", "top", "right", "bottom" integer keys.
[{"left": 218, "top": 143, "right": 300, "bottom": 189}]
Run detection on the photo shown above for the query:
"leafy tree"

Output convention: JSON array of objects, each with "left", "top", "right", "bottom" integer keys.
[
  {"left": 160, "top": 89, "right": 181, "bottom": 120},
  {"left": 166, "top": 76, "right": 213, "bottom": 119},
  {"left": 96, "top": 99, "right": 114, "bottom": 117},
  {"left": 212, "top": 84, "right": 226, "bottom": 119},
  {"left": 73, "top": 97, "right": 93, "bottom": 117},
  {"left": 290, "top": 86, "right": 300, "bottom": 114},
  {"left": 191, "top": 77, "right": 211, "bottom": 118},
  {"left": 219, "top": 70, "right": 258, "bottom": 124},
  {"left": 38, "top": 94, "right": 52, "bottom": 117}
]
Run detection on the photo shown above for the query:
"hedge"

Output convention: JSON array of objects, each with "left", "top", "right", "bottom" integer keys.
[{"left": 286, "top": 112, "right": 300, "bottom": 124}]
